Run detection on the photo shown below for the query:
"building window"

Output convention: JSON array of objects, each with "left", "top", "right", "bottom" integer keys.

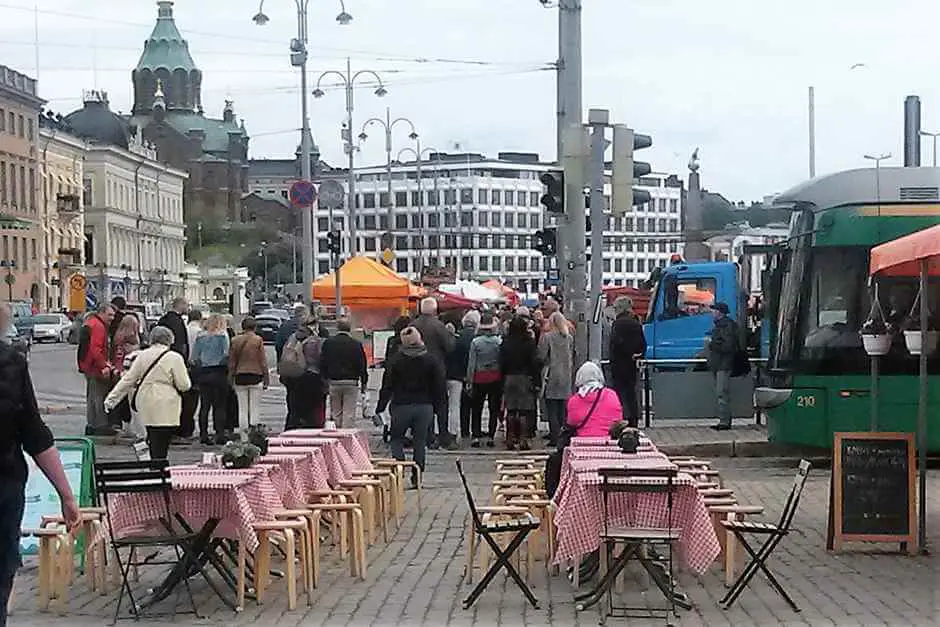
[
  {"left": 410, "top": 191, "right": 421, "bottom": 206},
  {"left": 16, "top": 115, "right": 23, "bottom": 138},
  {"left": 0, "top": 109, "right": 4, "bottom": 131},
  {"left": 0, "top": 162, "right": 5, "bottom": 205},
  {"left": 516, "top": 191, "right": 527, "bottom": 207},
  {"left": 531, "top": 212, "right": 541, "bottom": 228},
  {"left": 280, "top": 190, "right": 288, "bottom": 199},
  {"left": 493, "top": 256, "right": 501, "bottom": 272},
  {"left": 491, "top": 189, "right": 502, "bottom": 205},
  {"left": 519, "top": 257, "right": 527, "bottom": 272},
  {"left": 410, "top": 214, "right": 421, "bottom": 229},
  {"left": 491, "top": 211, "right": 501, "bottom": 228},
  {"left": 669, "top": 219, "right": 678, "bottom": 232},
  {"left": 638, "top": 259, "right": 646, "bottom": 273},
  {"left": 9, "top": 164, "right": 15, "bottom": 206},
  {"left": 669, "top": 199, "right": 678, "bottom": 212},
  {"left": 614, "top": 258, "right": 623, "bottom": 272},
  {"left": 364, "top": 237, "right": 376, "bottom": 252},
  {"left": 379, "top": 192, "right": 390, "bottom": 207},
  {"left": 461, "top": 188, "right": 474, "bottom": 204},
  {"left": 478, "top": 189, "right": 488, "bottom": 205},
  {"left": 626, "top": 259, "right": 634, "bottom": 272},
  {"left": 395, "top": 236, "right": 408, "bottom": 250},
  {"left": 444, "top": 189, "right": 456, "bottom": 205},
  {"left": 532, "top": 256, "right": 540, "bottom": 271},
  {"left": 427, "top": 190, "right": 438, "bottom": 206},
  {"left": 518, "top": 213, "right": 527, "bottom": 229},
  {"left": 28, "top": 168, "right": 35, "bottom": 210},
  {"left": 18, "top": 166, "right": 25, "bottom": 208},
  {"left": 428, "top": 234, "right": 439, "bottom": 248},
  {"left": 26, "top": 118, "right": 33, "bottom": 141},
  {"left": 647, "top": 218, "right": 655, "bottom": 232},
  {"left": 659, "top": 218, "right": 667, "bottom": 231},
  {"left": 364, "top": 215, "right": 376, "bottom": 230},
  {"left": 478, "top": 256, "right": 488, "bottom": 271},
  {"left": 460, "top": 211, "right": 472, "bottom": 228},
  {"left": 505, "top": 191, "right": 514, "bottom": 206},
  {"left": 7, "top": 113, "right": 13, "bottom": 134},
  {"left": 362, "top": 193, "right": 375, "bottom": 209},
  {"left": 396, "top": 258, "right": 408, "bottom": 273},
  {"left": 395, "top": 214, "right": 407, "bottom": 230},
  {"left": 478, "top": 212, "right": 488, "bottom": 228},
  {"left": 445, "top": 234, "right": 456, "bottom": 248},
  {"left": 529, "top": 191, "right": 539, "bottom": 206},
  {"left": 506, "top": 257, "right": 514, "bottom": 272},
  {"left": 659, "top": 241, "right": 667, "bottom": 253},
  {"left": 379, "top": 214, "right": 388, "bottom": 230},
  {"left": 505, "top": 213, "right": 514, "bottom": 228},
  {"left": 462, "top": 256, "right": 472, "bottom": 271},
  {"left": 318, "top": 238, "right": 328, "bottom": 253},
  {"left": 428, "top": 213, "right": 438, "bottom": 228},
  {"left": 395, "top": 191, "right": 408, "bottom": 207},
  {"left": 317, "top": 217, "right": 329, "bottom": 231}
]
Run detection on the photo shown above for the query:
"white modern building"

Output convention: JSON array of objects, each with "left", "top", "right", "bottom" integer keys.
[
  {"left": 706, "top": 222, "right": 789, "bottom": 294},
  {"left": 249, "top": 151, "right": 684, "bottom": 295}
]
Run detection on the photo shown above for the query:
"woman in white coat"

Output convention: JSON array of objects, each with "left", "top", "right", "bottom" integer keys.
[{"left": 105, "top": 326, "right": 192, "bottom": 459}]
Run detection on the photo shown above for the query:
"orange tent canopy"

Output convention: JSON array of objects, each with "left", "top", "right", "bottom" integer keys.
[
  {"left": 870, "top": 223, "right": 940, "bottom": 278},
  {"left": 312, "top": 256, "right": 415, "bottom": 306}
]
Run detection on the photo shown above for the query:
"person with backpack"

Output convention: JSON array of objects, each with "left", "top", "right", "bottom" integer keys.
[
  {"left": 77, "top": 303, "right": 116, "bottom": 437},
  {"left": 275, "top": 303, "right": 309, "bottom": 425},
  {"left": 278, "top": 314, "right": 324, "bottom": 429}
]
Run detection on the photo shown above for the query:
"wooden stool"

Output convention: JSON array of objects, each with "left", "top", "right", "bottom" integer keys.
[
  {"left": 505, "top": 497, "right": 556, "bottom": 566},
  {"left": 310, "top": 505, "right": 367, "bottom": 580},
  {"left": 273, "top": 508, "right": 323, "bottom": 589},
  {"left": 338, "top": 479, "right": 388, "bottom": 545},
  {"left": 373, "top": 459, "right": 423, "bottom": 513},
  {"left": 493, "top": 486, "right": 545, "bottom": 505},
  {"left": 708, "top": 504, "right": 765, "bottom": 586},
  {"left": 41, "top": 509, "right": 109, "bottom": 594},
  {"left": 237, "top": 518, "right": 313, "bottom": 611},
  {"left": 23, "top": 527, "right": 72, "bottom": 610}
]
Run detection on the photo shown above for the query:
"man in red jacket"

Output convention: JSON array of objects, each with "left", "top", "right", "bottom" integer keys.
[{"left": 77, "top": 303, "right": 116, "bottom": 436}]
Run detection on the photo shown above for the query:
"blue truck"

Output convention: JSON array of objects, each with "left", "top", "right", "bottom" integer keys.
[{"left": 641, "top": 260, "right": 754, "bottom": 362}]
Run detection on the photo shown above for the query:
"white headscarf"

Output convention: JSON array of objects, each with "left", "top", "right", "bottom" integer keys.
[{"left": 575, "top": 361, "right": 605, "bottom": 397}]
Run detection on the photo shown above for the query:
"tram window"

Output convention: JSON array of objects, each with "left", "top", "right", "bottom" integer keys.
[
  {"left": 802, "top": 248, "right": 868, "bottom": 351},
  {"left": 660, "top": 277, "right": 717, "bottom": 320}
]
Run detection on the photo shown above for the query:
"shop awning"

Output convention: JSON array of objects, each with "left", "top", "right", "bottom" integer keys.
[{"left": 869, "top": 223, "right": 940, "bottom": 277}]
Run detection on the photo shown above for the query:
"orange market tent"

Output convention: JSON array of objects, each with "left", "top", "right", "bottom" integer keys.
[
  {"left": 869, "top": 223, "right": 940, "bottom": 553},
  {"left": 312, "top": 256, "right": 416, "bottom": 309}
]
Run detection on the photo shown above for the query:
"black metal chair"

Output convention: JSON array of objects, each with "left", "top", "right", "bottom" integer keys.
[
  {"left": 719, "top": 459, "right": 811, "bottom": 612},
  {"left": 94, "top": 460, "right": 203, "bottom": 623},
  {"left": 575, "top": 466, "right": 682, "bottom": 625},
  {"left": 455, "top": 459, "right": 541, "bottom": 610}
]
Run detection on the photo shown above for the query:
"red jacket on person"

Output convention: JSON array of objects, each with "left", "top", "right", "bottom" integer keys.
[{"left": 78, "top": 314, "right": 111, "bottom": 378}]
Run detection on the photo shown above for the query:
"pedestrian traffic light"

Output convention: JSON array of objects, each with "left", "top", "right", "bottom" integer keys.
[
  {"left": 611, "top": 125, "right": 653, "bottom": 216},
  {"left": 327, "top": 230, "right": 341, "bottom": 254},
  {"left": 532, "top": 228, "right": 557, "bottom": 256},
  {"left": 539, "top": 171, "right": 565, "bottom": 214}
]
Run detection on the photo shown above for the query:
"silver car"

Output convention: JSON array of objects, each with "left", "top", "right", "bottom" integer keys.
[{"left": 31, "top": 313, "right": 71, "bottom": 343}]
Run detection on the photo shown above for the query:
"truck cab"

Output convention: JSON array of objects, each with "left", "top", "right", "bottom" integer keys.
[{"left": 643, "top": 261, "right": 744, "bottom": 361}]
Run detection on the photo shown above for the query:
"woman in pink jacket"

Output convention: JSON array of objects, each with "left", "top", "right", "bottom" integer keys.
[{"left": 565, "top": 361, "right": 623, "bottom": 438}]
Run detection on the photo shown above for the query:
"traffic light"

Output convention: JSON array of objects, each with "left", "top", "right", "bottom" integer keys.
[
  {"left": 327, "top": 230, "right": 341, "bottom": 254},
  {"left": 611, "top": 125, "right": 653, "bottom": 215},
  {"left": 539, "top": 171, "right": 565, "bottom": 214},
  {"left": 532, "top": 228, "right": 557, "bottom": 256}
]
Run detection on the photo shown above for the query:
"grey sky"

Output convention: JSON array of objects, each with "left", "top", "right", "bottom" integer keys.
[{"left": 0, "top": 0, "right": 937, "bottom": 200}]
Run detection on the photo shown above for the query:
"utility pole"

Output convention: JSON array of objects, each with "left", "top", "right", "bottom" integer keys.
[
  {"left": 808, "top": 86, "right": 816, "bottom": 178},
  {"left": 587, "top": 111, "right": 608, "bottom": 362},
  {"left": 554, "top": 0, "right": 582, "bottom": 328}
]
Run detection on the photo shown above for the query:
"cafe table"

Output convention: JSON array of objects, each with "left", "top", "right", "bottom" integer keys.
[{"left": 282, "top": 428, "right": 372, "bottom": 469}]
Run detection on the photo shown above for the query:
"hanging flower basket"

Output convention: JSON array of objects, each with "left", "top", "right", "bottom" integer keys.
[
  {"left": 903, "top": 330, "right": 939, "bottom": 355},
  {"left": 860, "top": 287, "right": 891, "bottom": 356}
]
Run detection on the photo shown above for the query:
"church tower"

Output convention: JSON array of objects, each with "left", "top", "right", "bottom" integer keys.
[{"left": 131, "top": 1, "right": 203, "bottom": 115}]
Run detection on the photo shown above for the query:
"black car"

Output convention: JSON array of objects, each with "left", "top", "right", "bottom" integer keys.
[{"left": 254, "top": 314, "right": 283, "bottom": 343}]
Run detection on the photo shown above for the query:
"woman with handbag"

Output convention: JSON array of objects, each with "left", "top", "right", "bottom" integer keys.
[
  {"left": 545, "top": 361, "right": 622, "bottom": 498},
  {"left": 103, "top": 326, "right": 192, "bottom": 459},
  {"left": 537, "top": 311, "right": 574, "bottom": 447}
]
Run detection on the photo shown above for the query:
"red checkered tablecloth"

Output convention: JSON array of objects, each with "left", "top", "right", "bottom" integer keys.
[
  {"left": 268, "top": 439, "right": 353, "bottom": 485},
  {"left": 258, "top": 450, "right": 331, "bottom": 496},
  {"left": 554, "top": 452, "right": 670, "bottom": 505},
  {"left": 282, "top": 429, "right": 373, "bottom": 469},
  {"left": 552, "top": 460, "right": 720, "bottom": 574},
  {"left": 103, "top": 468, "right": 284, "bottom": 552}
]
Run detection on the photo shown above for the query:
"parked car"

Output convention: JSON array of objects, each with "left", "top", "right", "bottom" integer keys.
[
  {"left": 254, "top": 313, "right": 283, "bottom": 343},
  {"left": 259, "top": 308, "right": 290, "bottom": 321},
  {"left": 32, "top": 313, "right": 72, "bottom": 343},
  {"left": 251, "top": 300, "right": 274, "bottom": 316}
]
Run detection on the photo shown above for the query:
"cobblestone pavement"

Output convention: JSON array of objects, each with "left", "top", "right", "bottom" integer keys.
[{"left": 9, "top": 452, "right": 939, "bottom": 627}]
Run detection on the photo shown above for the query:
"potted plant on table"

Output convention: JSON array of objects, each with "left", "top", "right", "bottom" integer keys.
[
  {"left": 221, "top": 441, "right": 261, "bottom": 469},
  {"left": 617, "top": 428, "right": 641, "bottom": 454},
  {"left": 608, "top": 421, "right": 629, "bottom": 441},
  {"left": 247, "top": 424, "right": 270, "bottom": 455}
]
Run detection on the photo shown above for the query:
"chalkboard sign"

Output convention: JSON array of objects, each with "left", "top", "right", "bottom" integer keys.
[{"left": 829, "top": 432, "right": 917, "bottom": 554}]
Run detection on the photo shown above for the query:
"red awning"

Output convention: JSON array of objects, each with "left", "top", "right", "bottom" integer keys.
[
  {"left": 870, "top": 223, "right": 940, "bottom": 278},
  {"left": 432, "top": 290, "right": 481, "bottom": 311}
]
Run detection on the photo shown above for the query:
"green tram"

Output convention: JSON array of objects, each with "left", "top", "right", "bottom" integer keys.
[{"left": 757, "top": 166, "right": 940, "bottom": 451}]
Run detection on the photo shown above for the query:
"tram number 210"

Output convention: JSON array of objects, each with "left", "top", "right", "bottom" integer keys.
[{"left": 795, "top": 395, "right": 817, "bottom": 408}]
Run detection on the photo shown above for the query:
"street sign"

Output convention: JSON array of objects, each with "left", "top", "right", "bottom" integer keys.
[
  {"left": 69, "top": 274, "right": 87, "bottom": 291},
  {"left": 318, "top": 179, "right": 345, "bottom": 209},
  {"left": 85, "top": 292, "right": 97, "bottom": 310},
  {"left": 288, "top": 179, "right": 317, "bottom": 208},
  {"left": 381, "top": 248, "right": 395, "bottom": 266},
  {"left": 545, "top": 268, "right": 560, "bottom": 286}
]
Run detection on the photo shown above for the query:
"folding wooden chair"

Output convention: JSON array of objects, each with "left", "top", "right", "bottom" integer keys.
[
  {"left": 455, "top": 459, "right": 541, "bottom": 610},
  {"left": 575, "top": 467, "right": 681, "bottom": 625},
  {"left": 94, "top": 460, "right": 207, "bottom": 624},
  {"left": 719, "top": 460, "right": 811, "bottom": 612}
]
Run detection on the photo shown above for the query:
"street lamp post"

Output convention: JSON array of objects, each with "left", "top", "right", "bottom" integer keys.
[
  {"left": 313, "top": 58, "right": 387, "bottom": 257},
  {"left": 397, "top": 143, "right": 440, "bottom": 271},
  {"left": 920, "top": 130, "right": 940, "bottom": 167},
  {"left": 359, "top": 108, "right": 418, "bottom": 249},
  {"left": 864, "top": 152, "right": 891, "bottom": 216},
  {"left": 259, "top": 241, "right": 269, "bottom": 297},
  {"left": 252, "top": 0, "right": 352, "bottom": 304},
  {"left": 864, "top": 151, "right": 891, "bottom": 433}
]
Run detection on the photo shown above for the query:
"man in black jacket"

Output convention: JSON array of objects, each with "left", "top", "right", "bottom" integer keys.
[
  {"left": 376, "top": 327, "right": 445, "bottom": 486},
  {"left": 608, "top": 296, "right": 647, "bottom": 427},
  {"left": 321, "top": 318, "right": 368, "bottom": 427},
  {"left": 157, "top": 298, "right": 196, "bottom": 439},
  {"left": 410, "top": 298, "right": 454, "bottom": 448},
  {"left": 0, "top": 303, "right": 80, "bottom": 625},
  {"left": 707, "top": 302, "right": 738, "bottom": 431}
]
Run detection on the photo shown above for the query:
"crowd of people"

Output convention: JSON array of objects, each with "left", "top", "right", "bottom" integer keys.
[
  {"left": 374, "top": 295, "right": 649, "bottom": 465},
  {"left": 76, "top": 297, "right": 370, "bottom": 458}
]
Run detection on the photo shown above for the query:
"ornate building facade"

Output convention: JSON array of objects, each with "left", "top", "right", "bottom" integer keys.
[{"left": 128, "top": 1, "right": 250, "bottom": 227}]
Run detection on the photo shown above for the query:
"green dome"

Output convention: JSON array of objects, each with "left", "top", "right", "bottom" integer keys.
[{"left": 135, "top": 1, "right": 197, "bottom": 72}]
